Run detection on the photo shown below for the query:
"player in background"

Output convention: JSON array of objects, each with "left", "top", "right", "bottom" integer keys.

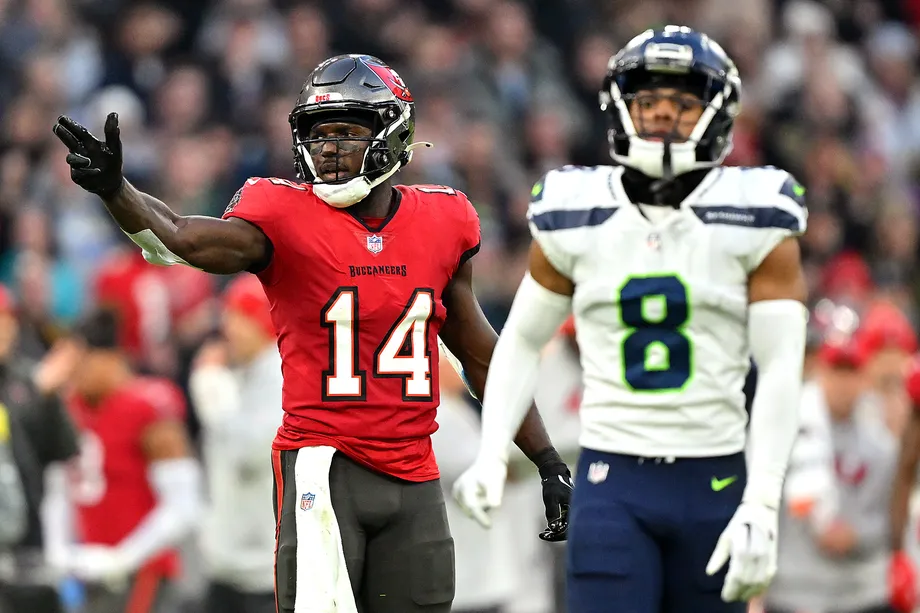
[
  {"left": 430, "top": 344, "right": 516, "bottom": 613},
  {"left": 0, "top": 284, "right": 80, "bottom": 613},
  {"left": 454, "top": 26, "right": 808, "bottom": 613},
  {"left": 50, "top": 310, "right": 202, "bottom": 613},
  {"left": 191, "top": 274, "right": 282, "bottom": 613},
  {"left": 51, "top": 53, "right": 571, "bottom": 613},
  {"left": 768, "top": 320, "right": 905, "bottom": 613}
]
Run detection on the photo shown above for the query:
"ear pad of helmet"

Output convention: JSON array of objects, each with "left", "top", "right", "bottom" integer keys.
[{"left": 372, "top": 151, "right": 389, "bottom": 168}]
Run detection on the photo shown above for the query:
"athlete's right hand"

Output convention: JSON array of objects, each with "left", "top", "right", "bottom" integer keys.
[
  {"left": 452, "top": 455, "right": 508, "bottom": 529},
  {"left": 52, "top": 113, "right": 124, "bottom": 199},
  {"left": 706, "top": 501, "right": 779, "bottom": 602}
]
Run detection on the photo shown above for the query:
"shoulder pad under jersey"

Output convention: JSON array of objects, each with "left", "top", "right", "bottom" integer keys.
[
  {"left": 692, "top": 166, "right": 807, "bottom": 235},
  {"left": 528, "top": 165, "right": 620, "bottom": 234}
]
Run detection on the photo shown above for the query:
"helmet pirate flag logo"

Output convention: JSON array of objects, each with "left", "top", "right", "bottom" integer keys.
[{"left": 366, "top": 61, "right": 413, "bottom": 102}]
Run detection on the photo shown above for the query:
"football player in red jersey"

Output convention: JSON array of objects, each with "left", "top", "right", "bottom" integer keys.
[
  {"left": 52, "top": 54, "right": 572, "bottom": 613},
  {"left": 56, "top": 310, "right": 202, "bottom": 613}
]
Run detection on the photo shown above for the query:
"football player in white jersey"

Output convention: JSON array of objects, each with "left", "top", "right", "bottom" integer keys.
[{"left": 453, "top": 25, "right": 809, "bottom": 613}]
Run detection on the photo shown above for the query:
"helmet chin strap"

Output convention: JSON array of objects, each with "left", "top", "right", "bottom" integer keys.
[{"left": 314, "top": 163, "right": 401, "bottom": 208}]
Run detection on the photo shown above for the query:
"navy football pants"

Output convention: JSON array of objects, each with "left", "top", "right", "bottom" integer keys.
[{"left": 566, "top": 449, "right": 748, "bottom": 613}]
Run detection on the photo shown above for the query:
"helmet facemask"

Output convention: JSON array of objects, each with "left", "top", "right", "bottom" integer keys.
[
  {"left": 289, "top": 103, "right": 415, "bottom": 208},
  {"left": 600, "top": 54, "right": 741, "bottom": 182}
]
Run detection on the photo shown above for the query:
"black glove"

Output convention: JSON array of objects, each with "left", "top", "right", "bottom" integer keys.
[
  {"left": 52, "top": 113, "right": 124, "bottom": 199},
  {"left": 534, "top": 448, "right": 574, "bottom": 542}
]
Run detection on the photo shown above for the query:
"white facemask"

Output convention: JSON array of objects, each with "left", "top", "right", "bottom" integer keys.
[{"left": 306, "top": 142, "right": 432, "bottom": 208}]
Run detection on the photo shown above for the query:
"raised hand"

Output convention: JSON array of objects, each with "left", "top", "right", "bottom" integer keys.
[{"left": 52, "top": 113, "right": 124, "bottom": 198}]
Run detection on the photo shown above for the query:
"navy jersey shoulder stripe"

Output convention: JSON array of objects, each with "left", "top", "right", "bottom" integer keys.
[
  {"left": 529, "top": 207, "right": 618, "bottom": 232},
  {"left": 691, "top": 206, "right": 802, "bottom": 231},
  {"left": 779, "top": 176, "right": 807, "bottom": 208}
]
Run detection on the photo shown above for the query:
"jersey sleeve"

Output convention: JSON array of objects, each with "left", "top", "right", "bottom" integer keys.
[
  {"left": 221, "top": 178, "right": 282, "bottom": 284},
  {"left": 130, "top": 379, "right": 188, "bottom": 435},
  {"left": 455, "top": 190, "right": 481, "bottom": 272},
  {"left": 741, "top": 170, "right": 809, "bottom": 273},
  {"left": 526, "top": 170, "right": 577, "bottom": 278}
]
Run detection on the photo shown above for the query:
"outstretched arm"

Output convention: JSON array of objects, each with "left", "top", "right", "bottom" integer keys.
[
  {"left": 102, "top": 182, "right": 269, "bottom": 274},
  {"left": 53, "top": 114, "right": 268, "bottom": 275}
]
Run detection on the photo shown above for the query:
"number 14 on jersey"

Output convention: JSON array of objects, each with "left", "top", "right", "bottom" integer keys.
[{"left": 322, "top": 287, "right": 435, "bottom": 402}]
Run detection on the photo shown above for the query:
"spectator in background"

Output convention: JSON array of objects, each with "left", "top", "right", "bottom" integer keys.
[
  {"left": 431, "top": 344, "right": 515, "bottom": 613},
  {"left": 863, "top": 22, "right": 920, "bottom": 185},
  {"left": 0, "top": 284, "right": 79, "bottom": 613},
  {"left": 190, "top": 275, "right": 281, "bottom": 613},
  {"left": 459, "top": 0, "right": 586, "bottom": 158},
  {"left": 856, "top": 301, "right": 918, "bottom": 437},
  {"left": 0, "top": 396, "right": 28, "bottom": 613},
  {"left": 760, "top": 0, "right": 869, "bottom": 112},
  {"left": 0, "top": 207, "right": 84, "bottom": 323},
  {"left": 767, "top": 326, "right": 905, "bottom": 613}
]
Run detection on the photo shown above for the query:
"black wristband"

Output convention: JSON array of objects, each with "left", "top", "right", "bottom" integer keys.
[{"left": 533, "top": 447, "right": 568, "bottom": 479}]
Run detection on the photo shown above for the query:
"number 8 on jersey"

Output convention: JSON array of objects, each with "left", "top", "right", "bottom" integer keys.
[{"left": 618, "top": 274, "right": 692, "bottom": 392}]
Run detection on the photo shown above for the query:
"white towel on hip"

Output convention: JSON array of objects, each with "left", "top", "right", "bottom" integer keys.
[{"left": 292, "top": 446, "right": 359, "bottom": 613}]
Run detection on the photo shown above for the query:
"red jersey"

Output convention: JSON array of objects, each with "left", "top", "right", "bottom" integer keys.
[
  {"left": 94, "top": 250, "right": 215, "bottom": 365},
  {"left": 67, "top": 377, "right": 187, "bottom": 577},
  {"left": 223, "top": 178, "right": 481, "bottom": 481},
  {"left": 94, "top": 250, "right": 172, "bottom": 363}
]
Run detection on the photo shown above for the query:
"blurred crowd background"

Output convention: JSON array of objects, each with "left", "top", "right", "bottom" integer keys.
[{"left": 4, "top": 0, "right": 920, "bottom": 611}]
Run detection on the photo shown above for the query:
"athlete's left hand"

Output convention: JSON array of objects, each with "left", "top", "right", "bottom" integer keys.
[
  {"left": 706, "top": 502, "right": 779, "bottom": 602},
  {"left": 538, "top": 461, "right": 574, "bottom": 542}
]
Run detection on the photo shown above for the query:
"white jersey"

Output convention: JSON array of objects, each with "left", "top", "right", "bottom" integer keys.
[{"left": 528, "top": 164, "right": 807, "bottom": 457}]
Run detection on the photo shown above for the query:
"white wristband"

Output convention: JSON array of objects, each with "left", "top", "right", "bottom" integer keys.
[
  {"left": 125, "top": 229, "right": 193, "bottom": 267},
  {"left": 478, "top": 273, "right": 572, "bottom": 463}
]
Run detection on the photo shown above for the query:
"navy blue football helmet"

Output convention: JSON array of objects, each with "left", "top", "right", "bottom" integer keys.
[{"left": 599, "top": 26, "right": 742, "bottom": 180}]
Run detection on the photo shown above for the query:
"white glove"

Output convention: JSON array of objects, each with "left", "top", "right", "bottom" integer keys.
[
  {"left": 706, "top": 502, "right": 779, "bottom": 602},
  {"left": 452, "top": 455, "right": 508, "bottom": 528},
  {"left": 68, "top": 544, "right": 132, "bottom": 587}
]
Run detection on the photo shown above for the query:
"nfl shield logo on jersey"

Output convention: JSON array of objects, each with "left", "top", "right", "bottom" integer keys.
[
  {"left": 300, "top": 492, "right": 316, "bottom": 511},
  {"left": 366, "top": 234, "right": 383, "bottom": 254},
  {"left": 587, "top": 461, "right": 609, "bottom": 484}
]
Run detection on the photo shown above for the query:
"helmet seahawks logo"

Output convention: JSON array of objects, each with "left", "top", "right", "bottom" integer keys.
[{"left": 366, "top": 61, "right": 413, "bottom": 103}]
